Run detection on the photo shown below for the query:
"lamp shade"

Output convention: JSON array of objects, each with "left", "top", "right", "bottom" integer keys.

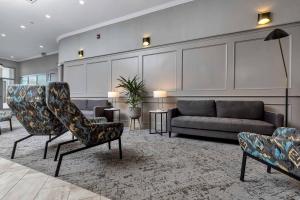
[
  {"left": 264, "top": 29, "right": 289, "bottom": 41},
  {"left": 153, "top": 90, "right": 167, "bottom": 98},
  {"left": 107, "top": 91, "right": 119, "bottom": 98}
]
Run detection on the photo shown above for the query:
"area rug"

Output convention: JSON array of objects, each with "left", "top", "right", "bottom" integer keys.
[{"left": 0, "top": 118, "right": 299, "bottom": 200}]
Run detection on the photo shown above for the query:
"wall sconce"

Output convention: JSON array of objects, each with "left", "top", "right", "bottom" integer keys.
[
  {"left": 258, "top": 12, "right": 272, "bottom": 25},
  {"left": 143, "top": 37, "right": 151, "bottom": 47},
  {"left": 78, "top": 49, "right": 84, "bottom": 58}
]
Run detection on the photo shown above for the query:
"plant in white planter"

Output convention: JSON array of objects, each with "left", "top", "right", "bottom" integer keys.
[{"left": 116, "top": 76, "right": 146, "bottom": 119}]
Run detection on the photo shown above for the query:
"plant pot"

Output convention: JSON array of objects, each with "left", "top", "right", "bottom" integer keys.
[{"left": 128, "top": 107, "right": 141, "bottom": 119}]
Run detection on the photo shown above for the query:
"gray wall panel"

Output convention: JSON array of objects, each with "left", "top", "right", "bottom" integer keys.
[{"left": 182, "top": 44, "right": 227, "bottom": 90}]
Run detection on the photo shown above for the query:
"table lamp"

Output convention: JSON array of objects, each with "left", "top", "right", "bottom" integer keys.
[
  {"left": 107, "top": 91, "right": 119, "bottom": 108},
  {"left": 153, "top": 90, "right": 167, "bottom": 111}
]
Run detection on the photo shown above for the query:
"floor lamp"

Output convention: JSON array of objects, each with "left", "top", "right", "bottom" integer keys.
[{"left": 264, "top": 29, "right": 289, "bottom": 126}]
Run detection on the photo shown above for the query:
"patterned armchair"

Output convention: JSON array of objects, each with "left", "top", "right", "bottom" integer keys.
[
  {"left": 238, "top": 127, "right": 300, "bottom": 181},
  {"left": 46, "top": 82, "right": 124, "bottom": 177},
  {"left": 7, "top": 85, "right": 68, "bottom": 159}
]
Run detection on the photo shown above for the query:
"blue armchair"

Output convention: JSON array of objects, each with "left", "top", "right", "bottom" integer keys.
[{"left": 238, "top": 127, "right": 300, "bottom": 181}]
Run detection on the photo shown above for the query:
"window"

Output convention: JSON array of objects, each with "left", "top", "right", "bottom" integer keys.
[
  {"left": 0, "top": 65, "right": 15, "bottom": 109},
  {"left": 20, "top": 72, "right": 57, "bottom": 85}
]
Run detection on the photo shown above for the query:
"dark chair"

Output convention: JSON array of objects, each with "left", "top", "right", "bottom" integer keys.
[
  {"left": 0, "top": 110, "right": 13, "bottom": 135},
  {"left": 238, "top": 127, "right": 300, "bottom": 182},
  {"left": 46, "top": 82, "right": 124, "bottom": 177},
  {"left": 7, "top": 85, "right": 68, "bottom": 159}
]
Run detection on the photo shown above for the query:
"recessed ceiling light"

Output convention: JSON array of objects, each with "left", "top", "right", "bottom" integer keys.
[
  {"left": 45, "top": 14, "right": 51, "bottom": 19},
  {"left": 79, "top": 0, "right": 85, "bottom": 5},
  {"left": 10, "top": 56, "right": 14, "bottom": 59},
  {"left": 20, "top": 25, "right": 26, "bottom": 29},
  {"left": 39, "top": 45, "right": 44, "bottom": 48},
  {"left": 1, "top": 33, "right": 6, "bottom": 37}
]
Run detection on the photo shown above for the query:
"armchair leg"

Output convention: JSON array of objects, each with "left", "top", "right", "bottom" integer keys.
[
  {"left": 240, "top": 152, "right": 247, "bottom": 181},
  {"left": 54, "top": 138, "right": 122, "bottom": 177},
  {"left": 9, "top": 119, "right": 12, "bottom": 131},
  {"left": 267, "top": 165, "right": 271, "bottom": 173},
  {"left": 119, "top": 137, "right": 122, "bottom": 159},
  {"left": 43, "top": 134, "right": 64, "bottom": 159},
  {"left": 11, "top": 135, "right": 33, "bottom": 159},
  {"left": 108, "top": 141, "right": 111, "bottom": 150},
  {"left": 169, "top": 131, "right": 171, "bottom": 138},
  {"left": 54, "top": 139, "right": 78, "bottom": 161}
]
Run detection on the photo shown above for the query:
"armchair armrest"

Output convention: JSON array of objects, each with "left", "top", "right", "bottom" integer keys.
[
  {"left": 167, "top": 108, "right": 180, "bottom": 132},
  {"left": 264, "top": 111, "right": 284, "bottom": 128},
  {"left": 94, "top": 106, "right": 113, "bottom": 122}
]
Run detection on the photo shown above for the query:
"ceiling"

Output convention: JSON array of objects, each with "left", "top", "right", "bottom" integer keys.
[{"left": 0, "top": 0, "right": 190, "bottom": 62}]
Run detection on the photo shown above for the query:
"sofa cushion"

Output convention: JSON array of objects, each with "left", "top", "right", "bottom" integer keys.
[
  {"left": 177, "top": 100, "right": 216, "bottom": 117},
  {"left": 216, "top": 101, "right": 264, "bottom": 120},
  {"left": 72, "top": 100, "right": 87, "bottom": 110},
  {"left": 87, "top": 100, "right": 109, "bottom": 110},
  {"left": 171, "top": 116, "right": 274, "bottom": 135}
]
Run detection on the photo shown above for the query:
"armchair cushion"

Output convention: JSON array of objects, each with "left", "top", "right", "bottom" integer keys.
[
  {"left": 238, "top": 128, "right": 300, "bottom": 176},
  {"left": 47, "top": 82, "right": 123, "bottom": 146},
  {"left": 7, "top": 85, "right": 68, "bottom": 136}
]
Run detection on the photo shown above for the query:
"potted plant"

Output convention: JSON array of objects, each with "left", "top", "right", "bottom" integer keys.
[{"left": 116, "top": 76, "right": 146, "bottom": 119}]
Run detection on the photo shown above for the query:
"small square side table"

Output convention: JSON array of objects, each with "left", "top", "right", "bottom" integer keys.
[
  {"left": 149, "top": 110, "right": 168, "bottom": 135},
  {"left": 104, "top": 108, "right": 120, "bottom": 122}
]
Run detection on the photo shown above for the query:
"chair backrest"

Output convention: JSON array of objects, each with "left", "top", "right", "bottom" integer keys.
[
  {"left": 7, "top": 85, "right": 67, "bottom": 135},
  {"left": 46, "top": 82, "right": 94, "bottom": 144}
]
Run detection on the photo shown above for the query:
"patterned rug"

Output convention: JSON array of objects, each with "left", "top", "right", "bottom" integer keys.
[{"left": 0, "top": 118, "right": 299, "bottom": 200}]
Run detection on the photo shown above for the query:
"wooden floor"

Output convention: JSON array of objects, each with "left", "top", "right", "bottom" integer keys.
[{"left": 0, "top": 158, "right": 109, "bottom": 200}]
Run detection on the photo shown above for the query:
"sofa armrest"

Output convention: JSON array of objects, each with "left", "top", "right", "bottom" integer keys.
[
  {"left": 94, "top": 106, "right": 113, "bottom": 122},
  {"left": 264, "top": 111, "right": 284, "bottom": 128},
  {"left": 167, "top": 108, "right": 179, "bottom": 132}
]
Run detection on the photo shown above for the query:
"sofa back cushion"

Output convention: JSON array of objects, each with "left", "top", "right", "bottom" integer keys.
[
  {"left": 177, "top": 100, "right": 216, "bottom": 117},
  {"left": 87, "top": 100, "right": 109, "bottom": 110},
  {"left": 216, "top": 101, "right": 264, "bottom": 120},
  {"left": 72, "top": 100, "right": 87, "bottom": 110}
]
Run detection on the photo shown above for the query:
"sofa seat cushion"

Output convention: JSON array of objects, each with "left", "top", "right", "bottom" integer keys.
[{"left": 171, "top": 116, "right": 275, "bottom": 135}]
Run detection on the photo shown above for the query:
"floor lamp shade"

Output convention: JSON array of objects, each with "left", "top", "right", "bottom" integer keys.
[
  {"left": 264, "top": 28, "right": 289, "bottom": 127},
  {"left": 264, "top": 29, "right": 289, "bottom": 41}
]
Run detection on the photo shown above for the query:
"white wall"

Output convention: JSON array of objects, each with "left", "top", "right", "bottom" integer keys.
[
  {"left": 19, "top": 54, "right": 58, "bottom": 76},
  {"left": 63, "top": 23, "right": 300, "bottom": 128},
  {"left": 58, "top": 0, "right": 300, "bottom": 63}
]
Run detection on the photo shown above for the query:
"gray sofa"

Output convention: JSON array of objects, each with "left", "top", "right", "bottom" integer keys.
[
  {"left": 168, "top": 100, "right": 284, "bottom": 140},
  {"left": 71, "top": 99, "right": 113, "bottom": 121}
]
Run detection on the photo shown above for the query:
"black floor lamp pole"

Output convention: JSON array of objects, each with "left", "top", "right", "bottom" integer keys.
[
  {"left": 278, "top": 39, "right": 288, "bottom": 127},
  {"left": 265, "top": 29, "right": 289, "bottom": 127}
]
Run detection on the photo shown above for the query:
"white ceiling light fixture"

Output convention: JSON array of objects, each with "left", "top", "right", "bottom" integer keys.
[
  {"left": 39, "top": 45, "right": 44, "bottom": 48},
  {"left": 1, "top": 33, "right": 6, "bottom": 37},
  {"left": 10, "top": 56, "right": 14, "bottom": 59},
  {"left": 20, "top": 25, "right": 26, "bottom": 29},
  {"left": 45, "top": 14, "right": 51, "bottom": 19},
  {"left": 26, "top": 0, "right": 38, "bottom": 4},
  {"left": 79, "top": 0, "right": 85, "bottom": 5}
]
